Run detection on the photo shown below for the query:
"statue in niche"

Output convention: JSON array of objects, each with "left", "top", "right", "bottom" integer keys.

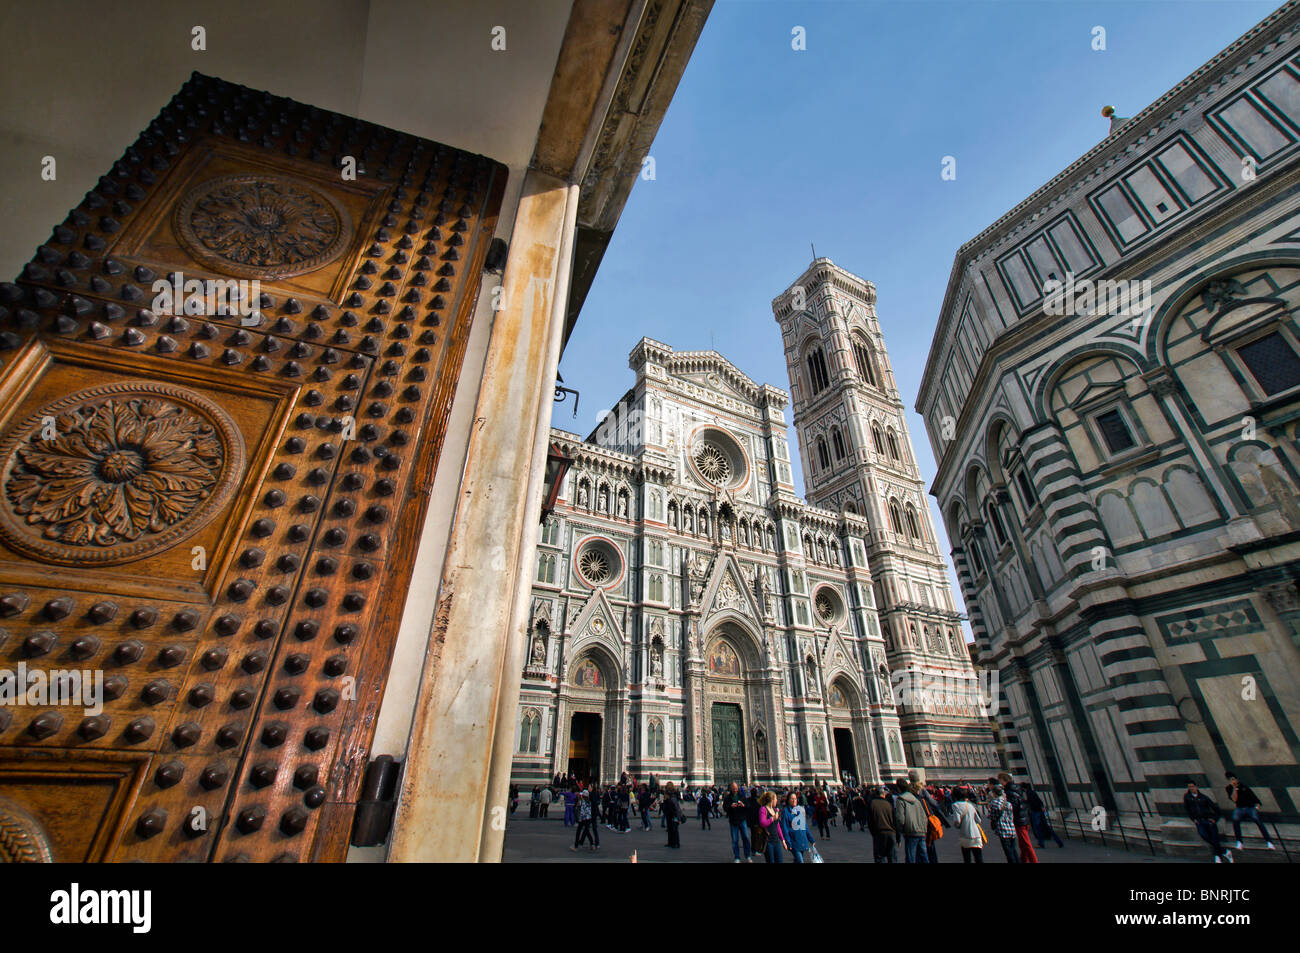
[
  {"left": 650, "top": 641, "right": 664, "bottom": 677},
  {"left": 577, "top": 482, "right": 589, "bottom": 507},
  {"left": 598, "top": 486, "right": 609, "bottom": 513},
  {"left": 668, "top": 503, "right": 678, "bottom": 528},
  {"left": 530, "top": 635, "right": 546, "bottom": 666},
  {"left": 699, "top": 511, "right": 709, "bottom": 536},
  {"left": 721, "top": 519, "right": 731, "bottom": 541},
  {"left": 689, "top": 556, "right": 708, "bottom": 604},
  {"left": 684, "top": 509, "right": 694, "bottom": 533},
  {"left": 617, "top": 492, "right": 628, "bottom": 518}
]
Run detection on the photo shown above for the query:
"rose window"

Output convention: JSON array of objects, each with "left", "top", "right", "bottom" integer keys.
[
  {"left": 815, "top": 593, "right": 835, "bottom": 622},
  {"left": 813, "top": 586, "right": 844, "bottom": 624},
  {"left": 579, "top": 549, "right": 610, "bottom": 584},
  {"left": 694, "top": 443, "right": 731, "bottom": 485},
  {"left": 688, "top": 427, "right": 747, "bottom": 490},
  {"left": 575, "top": 537, "right": 622, "bottom": 587}
]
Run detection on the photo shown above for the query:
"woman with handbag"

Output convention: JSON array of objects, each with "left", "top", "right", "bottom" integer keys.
[
  {"left": 758, "top": 791, "right": 789, "bottom": 863},
  {"left": 950, "top": 787, "right": 985, "bottom": 862}
]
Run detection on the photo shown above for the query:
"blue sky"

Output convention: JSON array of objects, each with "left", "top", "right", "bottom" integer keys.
[{"left": 559, "top": 0, "right": 1280, "bottom": 616}]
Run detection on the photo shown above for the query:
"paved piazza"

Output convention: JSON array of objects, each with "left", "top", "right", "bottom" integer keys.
[{"left": 502, "top": 812, "right": 1218, "bottom": 864}]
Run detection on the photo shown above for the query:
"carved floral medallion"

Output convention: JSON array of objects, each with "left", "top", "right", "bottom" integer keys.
[
  {"left": 175, "top": 173, "right": 349, "bottom": 279},
  {"left": 0, "top": 382, "right": 245, "bottom": 565},
  {"left": 0, "top": 796, "right": 53, "bottom": 863}
]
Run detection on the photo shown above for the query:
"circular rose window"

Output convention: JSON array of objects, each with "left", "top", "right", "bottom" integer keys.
[
  {"left": 575, "top": 537, "right": 623, "bottom": 588},
  {"left": 814, "top": 586, "right": 844, "bottom": 624},
  {"left": 689, "top": 427, "right": 747, "bottom": 489}
]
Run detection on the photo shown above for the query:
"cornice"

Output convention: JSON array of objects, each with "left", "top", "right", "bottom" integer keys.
[{"left": 921, "top": 1, "right": 1300, "bottom": 403}]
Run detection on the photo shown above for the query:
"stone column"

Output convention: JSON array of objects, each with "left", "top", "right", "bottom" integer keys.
[{"left": 388, "top": 175, "right": 579, "bottom": 862}]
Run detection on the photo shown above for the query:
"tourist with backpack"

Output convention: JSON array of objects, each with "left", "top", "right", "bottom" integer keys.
[
  {"left": 894, "top": 780, "right": 930, "bottom": 863},
  {"left": 988, "top": 783, "right": 1019, "bottom": 863},
  {"left": 997, "top": 772, "right": 1038, "bottom": 863},
  {"left": 950, "top": 787, "right": 986, "bottom": 862}
]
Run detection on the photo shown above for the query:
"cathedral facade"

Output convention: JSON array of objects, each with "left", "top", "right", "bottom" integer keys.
[
  {"left": 512, "top": 267, "right": 997, "bottom": 789},
  {"left": 916, "top": 2, "right": 1300, "bottom": 832}
]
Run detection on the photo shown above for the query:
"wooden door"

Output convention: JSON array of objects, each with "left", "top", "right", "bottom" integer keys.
[{"left": 0, "top": 73, "right": 504, "bottom": 861}]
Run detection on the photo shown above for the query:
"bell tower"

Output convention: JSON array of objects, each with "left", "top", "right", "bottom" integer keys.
[{"left": 772, "top": 258, "right": 991, "bottom": 780}]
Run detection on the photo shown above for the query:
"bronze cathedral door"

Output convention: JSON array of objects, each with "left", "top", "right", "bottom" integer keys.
[
  {"left": 0, "top": 74, "right": 503, "bottom": 861},
  {"left": 711, "top": 702, "right": 745, "bottom": 785}
]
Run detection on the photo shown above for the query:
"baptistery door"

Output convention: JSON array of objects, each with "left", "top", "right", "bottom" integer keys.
[{"left": 0, "top": 73, "right": 503, "bottom": 861}]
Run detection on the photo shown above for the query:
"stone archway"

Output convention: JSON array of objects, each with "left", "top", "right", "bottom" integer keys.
[
  {"left": 826, "top": 674, "right": 875, "bottom": 786},
  {"left": 556, "top": 643, "right": 624, "bottom": 785},
  {"left": 692, "top": 616, "right": 782, "bottom": 785}
]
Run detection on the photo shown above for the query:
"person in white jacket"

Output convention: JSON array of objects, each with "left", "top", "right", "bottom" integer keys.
[{"left": 950, "top": 788, "right": 985, "bottom": 863}]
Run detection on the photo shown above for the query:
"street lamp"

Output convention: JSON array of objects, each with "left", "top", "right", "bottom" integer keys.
[{"left": 541, "top": 440, "right": 573, "bottom": 523}]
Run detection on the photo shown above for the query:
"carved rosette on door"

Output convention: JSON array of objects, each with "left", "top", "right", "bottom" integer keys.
[{"left": 0, "top": 74, "right": 504, "bottom": 861}]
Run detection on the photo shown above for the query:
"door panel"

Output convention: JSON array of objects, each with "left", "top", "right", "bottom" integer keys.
[
  {"left": 711, "top": 702, "right": 745, "bottom": 784},
  {"left": 0, "top": 73, "right": 505, "bottom": 862}
]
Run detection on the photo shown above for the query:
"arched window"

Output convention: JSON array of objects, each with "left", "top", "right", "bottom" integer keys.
[
  {"left": 807, "top": 347, "right": 831, "bottom": 394},
  {"left": 885, "top": 428, "right": 901, "bottom": 460},
  {"left": 816, "top": 436, "right": 831, "bottom": 470},
  {"left": 904, "top": 505, "right": 922, "bottom": 541},
  {"left": 871, "top": 422, "right": 885, "bottom": 455},
  {"left": 888, "top": 500, "right": 903, "bottom": 534},
  {"left": 831, "top": 427, "right": 846, "bottom": 461},
  {"left": 519, "top": 709, "right": 541, "bottom": 753},
  {"left": 852, "top": 336, "right": 877, "bottom": 387},
  {"left": 648, "top": 718, "right": 665, "bottom": 757},
  {"left": 1017, "top": 469, "right": 1037, "bottom": 509},
  {"left": 966, "top": 527, "right": 986, "bottom": 576},
  {"left": 986, "top": 499, "right": 1008, "bottom": 547}
]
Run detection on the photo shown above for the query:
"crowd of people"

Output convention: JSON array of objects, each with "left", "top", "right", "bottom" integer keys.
[
  {"left": 505, "top": 765, "right": 1278, "bottom": 863},
  {"left": 508, "top": 769, "right": 1068, "bottom": 862}
]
